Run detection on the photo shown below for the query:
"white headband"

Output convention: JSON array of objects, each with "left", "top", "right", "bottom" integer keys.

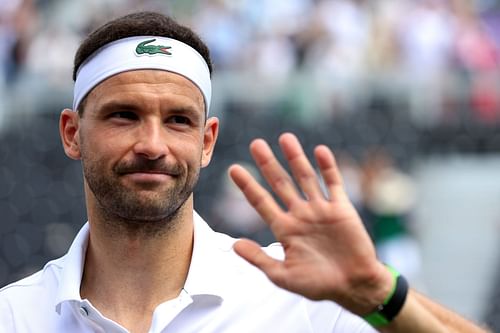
[{"left": 73, "top": 36, "right": 211, "bottom": 113}]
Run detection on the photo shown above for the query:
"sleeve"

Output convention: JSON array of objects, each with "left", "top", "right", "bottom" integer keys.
[
  {"left": 333, "top": 308, "right": 380, "bottom": 333},
  {"left": 304, "top": 298, "right": 380, "bottom": 333}
]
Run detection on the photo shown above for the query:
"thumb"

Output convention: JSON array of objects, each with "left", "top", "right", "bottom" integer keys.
[{"left": 233, "top": 239, "right": 284, "bottom": 279}]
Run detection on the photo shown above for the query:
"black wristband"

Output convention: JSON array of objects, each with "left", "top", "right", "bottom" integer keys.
[
  {"left": 363, "top": 266, "right": 409, "bottom": 327},
  {"left": 380, "top": 274, "right": 409, "bottom": 321}
]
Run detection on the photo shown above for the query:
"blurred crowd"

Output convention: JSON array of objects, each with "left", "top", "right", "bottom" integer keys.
[
  {"left": 195, "top": 0, "right": 500, "bottom": 124},
  {"left": 0, "top": 0, "right": 499, "bottom": 126}
]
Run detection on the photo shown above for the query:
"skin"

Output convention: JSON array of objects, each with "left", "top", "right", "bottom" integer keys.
[{"left": 59, "top": 69, "right": 218, "bottom": 332}]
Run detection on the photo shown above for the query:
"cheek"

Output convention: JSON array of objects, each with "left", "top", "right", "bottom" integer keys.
[
  {"left": 173, "top": 141, "right": 204, "bottom": 166},
  {"left": 80, "top": 134, "right": 124, "bottom": 169}
]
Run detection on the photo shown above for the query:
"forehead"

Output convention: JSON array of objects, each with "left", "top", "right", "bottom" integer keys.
[{"left": 85, "top": 69, "right": 205, "bottom": 112}]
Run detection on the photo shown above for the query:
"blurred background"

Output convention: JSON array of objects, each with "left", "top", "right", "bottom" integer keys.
[{"left": 1, "top": 0, "right": 500, "bottom": 329}]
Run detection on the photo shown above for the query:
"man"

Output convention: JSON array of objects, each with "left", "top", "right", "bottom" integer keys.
[{"left": 0, "top": 11, "right": 489, "bottom": 333}]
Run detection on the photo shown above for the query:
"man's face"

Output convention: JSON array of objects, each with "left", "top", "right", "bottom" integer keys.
[{"left": 68, "top": 70, "right": 217, "bottom": 223}]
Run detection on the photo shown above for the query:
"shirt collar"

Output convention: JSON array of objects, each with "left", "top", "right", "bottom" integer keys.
[
  {"left": 54, "top": 212, "right": 232, "bottom": 312},
  {"left": 55, "top": 223, "right": 89, "bottom": 313},
  {"left": 183, "top": 212, "right": 233, "bottom": 301}
]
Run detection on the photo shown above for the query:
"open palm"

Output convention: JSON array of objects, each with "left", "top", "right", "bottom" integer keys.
[{"left": 229, "top": 133, "right": 392, "bottom": 315}]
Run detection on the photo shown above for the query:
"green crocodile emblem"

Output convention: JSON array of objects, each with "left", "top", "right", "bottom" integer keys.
[{"left": 135, "top": 38, "right": 172, "bottom": 56}]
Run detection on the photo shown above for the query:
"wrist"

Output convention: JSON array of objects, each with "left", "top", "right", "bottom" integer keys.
[
  {"left": 370, "top": 263, "right": 396, "bottom": 308},
  {"left": 354, "top": 262, "right": 395, "bottom": 313},
  {"left": 343, "top": 262, "right": 395, "bottom": 315}
]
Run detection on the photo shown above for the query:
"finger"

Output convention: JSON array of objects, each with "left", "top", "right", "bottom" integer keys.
[
  {"left": 228, "top": 164, "right": 284, "bottom": 225},
  {"left": 249, "top": 139, "right": 301, "bottom": 207},
  {"left": 314, "top": 145, "right": 348, "bottom": 200},
  {"left": 233, "top": 239, "right": 284, "bottom": 281},
  {"left": 279, "top": 133, "right": 324, "bottom": 200}
]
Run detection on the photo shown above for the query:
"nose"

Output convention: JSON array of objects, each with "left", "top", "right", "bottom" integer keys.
[{"left": 132, "top": 120, "right": 169, "bottom": 160}]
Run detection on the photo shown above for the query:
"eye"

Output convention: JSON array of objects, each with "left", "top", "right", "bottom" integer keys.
[
  {"left": 110, "top": 111, "right": 138, "bottom": 120},
  {"left": 167, "top": 115, "right": 190, "bottom": 125}
]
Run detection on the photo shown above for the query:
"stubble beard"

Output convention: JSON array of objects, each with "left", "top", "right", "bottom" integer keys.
[{"left": 81, "top": 152, "right": 200, "bottom": 237}]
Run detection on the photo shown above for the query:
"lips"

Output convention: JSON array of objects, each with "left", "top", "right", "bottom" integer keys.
[
  {"left": 122, "top": 171, "right": 173, "bottom": 183},
  {"left": 119, "top": 168, "right": 177, "bottom": 176},
  {"left": 115, "top": 159, "right": 182, "bottom": 178}
]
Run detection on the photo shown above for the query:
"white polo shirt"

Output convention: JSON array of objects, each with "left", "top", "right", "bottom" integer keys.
[{"left": 0, "top": 212, "right": 378, "bottom": 333}]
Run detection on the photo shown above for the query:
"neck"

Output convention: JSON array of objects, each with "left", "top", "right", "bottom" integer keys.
[{"left": 80, "top": 197, "right": 195, "bottom": 332}]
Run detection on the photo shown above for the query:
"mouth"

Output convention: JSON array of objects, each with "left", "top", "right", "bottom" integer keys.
[
  {"left": 115, "top": 159, "right": 182, "bottom": 184},
  {"left": 121, "top": 170, "right": 176, "bottom": 183}
]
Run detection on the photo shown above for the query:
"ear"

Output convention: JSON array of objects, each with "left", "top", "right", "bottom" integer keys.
[
  {"left": 59, "top": 109, "right": 81, "bottom": 160},
  {"left": 201, "top": 117, "right": 219, "bottom": 168}
]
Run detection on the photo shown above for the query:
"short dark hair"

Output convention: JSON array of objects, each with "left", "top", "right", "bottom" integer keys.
[
  {"left": 73, "top": 11, "right": 212, "bottom": 80},
  {"left": 73, "top": 11, "right": 212, "bottom": 114}
]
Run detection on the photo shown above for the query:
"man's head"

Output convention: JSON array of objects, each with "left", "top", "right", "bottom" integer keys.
[{"left": 59, "top": 12, "right": 219, "bottom": 233}]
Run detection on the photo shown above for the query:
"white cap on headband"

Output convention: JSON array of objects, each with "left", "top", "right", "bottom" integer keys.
[{"left": 73, "top": 36, "right": 211, "bottom": 113}]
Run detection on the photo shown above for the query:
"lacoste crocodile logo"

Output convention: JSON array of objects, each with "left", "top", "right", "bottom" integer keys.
[{"left": 135, "top": 39, "right": 172, "bottom": 56}]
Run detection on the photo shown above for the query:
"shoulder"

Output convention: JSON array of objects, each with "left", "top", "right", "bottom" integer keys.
[
  {"left": 0, "top": 256, "right": 64, "bottom": 303},
  {"left": 0, "top": 257, "right": 68, "bottom": 331}
]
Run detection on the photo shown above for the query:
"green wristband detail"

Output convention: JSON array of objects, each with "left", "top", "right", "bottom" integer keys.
[
  {"left": 363, "top": 265, "right": 409, "bottom": 328},
  {"left": 363, "top": 311, "right": 391, "bottom": 327}
]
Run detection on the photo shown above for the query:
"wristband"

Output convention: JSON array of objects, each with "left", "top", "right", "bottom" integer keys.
[{"left": 363, "top": 265, "right": 409, "bottom": 327}]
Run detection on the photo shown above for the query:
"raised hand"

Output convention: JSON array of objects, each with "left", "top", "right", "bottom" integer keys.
[{"left": 228, "top": 133, "right": 393, "bottom": 315}]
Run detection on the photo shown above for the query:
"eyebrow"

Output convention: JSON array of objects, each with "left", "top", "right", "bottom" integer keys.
[
  {"left": 96, "top": 100, "right": 204, "bottom": 121},
  {"left": 97, "top": 100, "right": 141, "bottom": 113},
  {"left": 169, "top": 105, "right": 203, "bottom": 119}
]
